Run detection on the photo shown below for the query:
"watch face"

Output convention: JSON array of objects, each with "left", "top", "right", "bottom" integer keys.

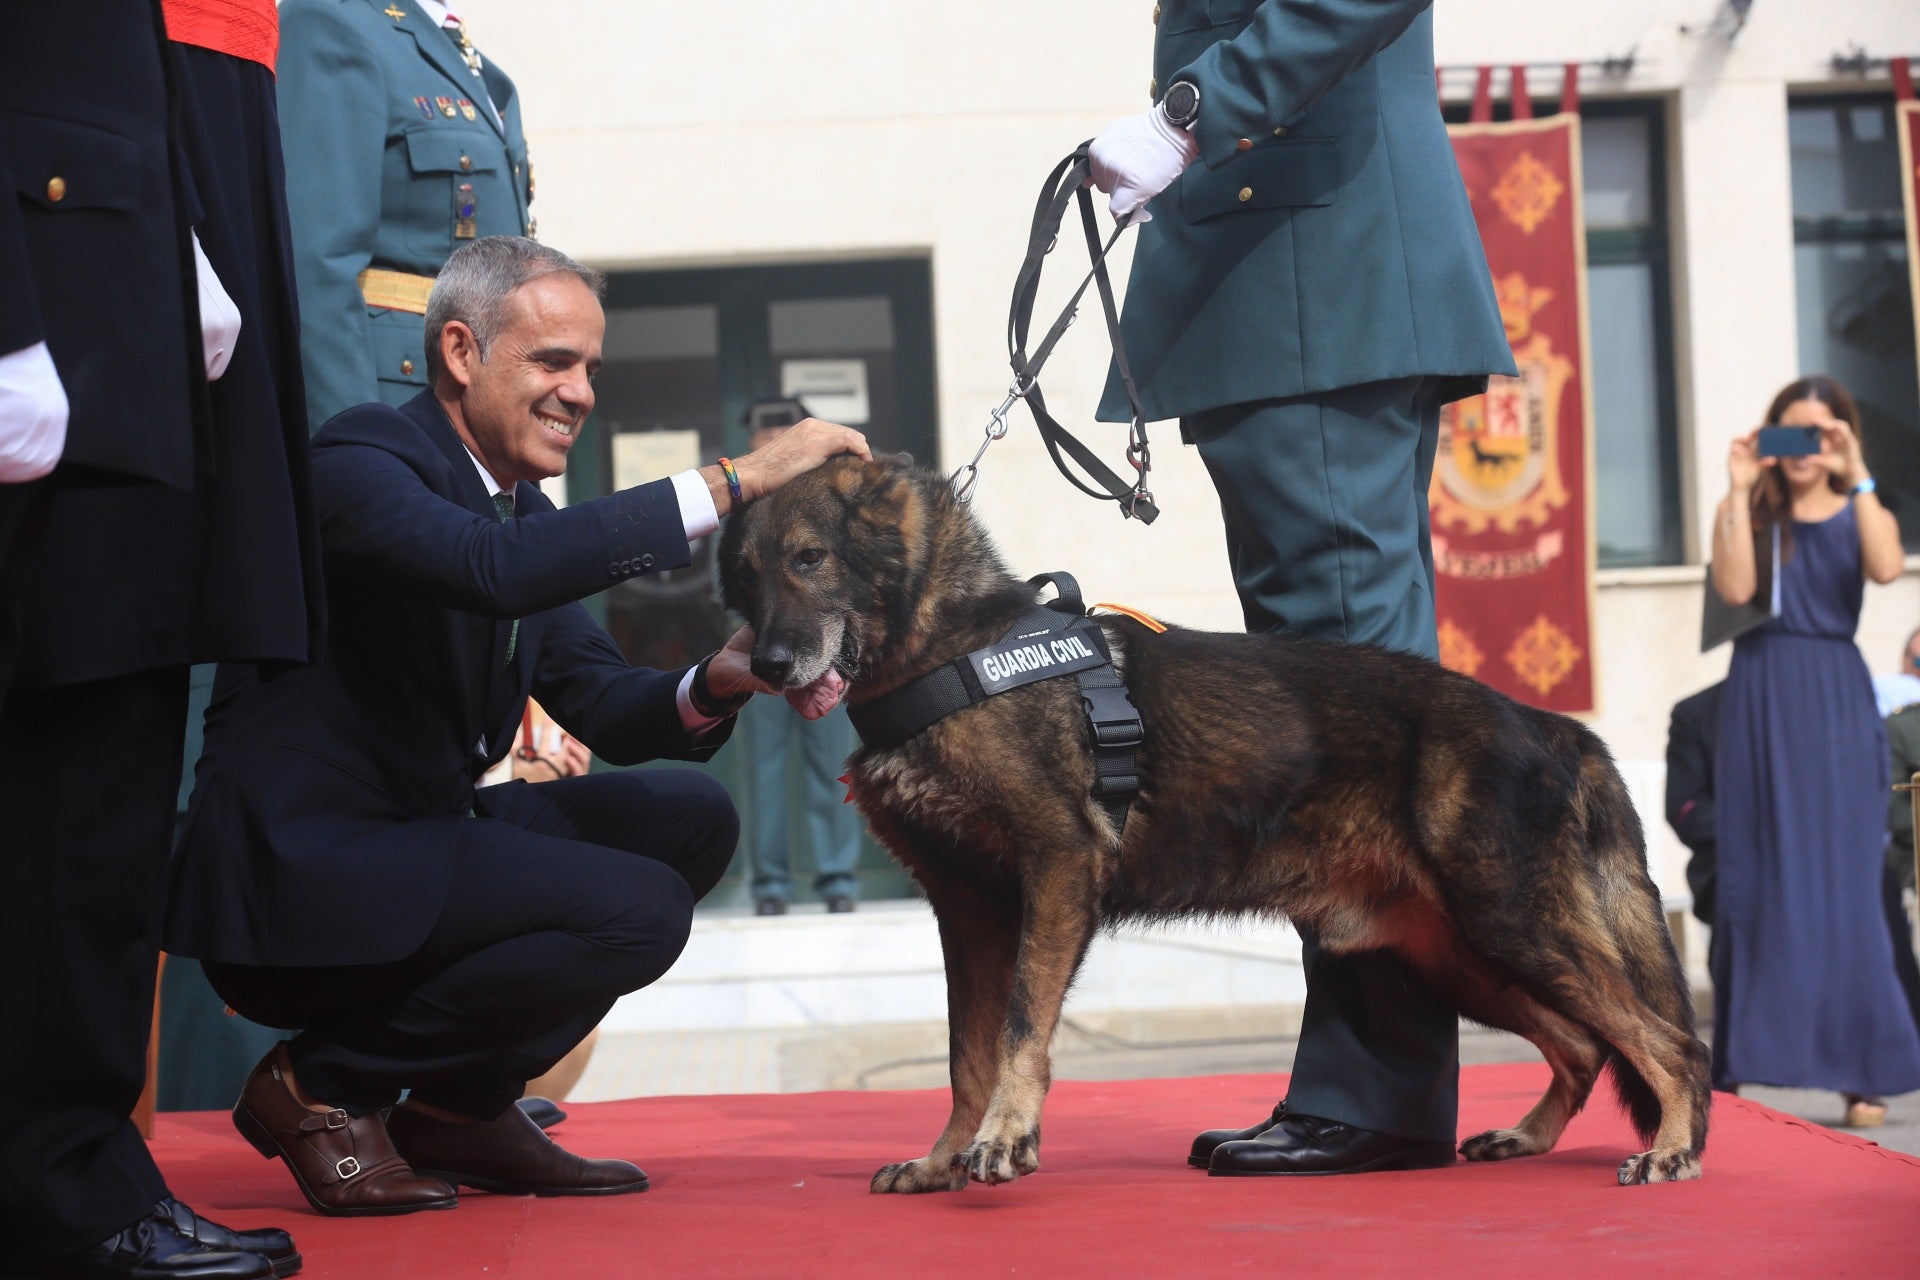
[{"left": 1164, "top": 80, "right": 1199, "bottom": 124}]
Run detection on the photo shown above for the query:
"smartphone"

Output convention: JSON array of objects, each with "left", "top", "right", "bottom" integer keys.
[{"left": 1756, "top": 425, "right": 1821, "bottom": 457}]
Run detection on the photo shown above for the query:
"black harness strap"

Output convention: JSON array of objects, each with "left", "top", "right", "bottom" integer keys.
[
  {"left": 845, "top": 573, "right": 1146, "bottom": 836},
  {"left": 1005, "top": 147, "right": 1159, "bottom": 524}
]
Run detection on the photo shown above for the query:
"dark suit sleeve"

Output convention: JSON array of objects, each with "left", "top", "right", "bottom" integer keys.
[
  {"left": 1176, "top": 0, "right": 1433, "bottom": 168},
  {"left": 1664, "top": 698, "right": 1714, "bottom": 853},
  {"left": 0, "top": 118, "right": 46, "bottom": 355},
  {"left": 1890, "top": 709, "right": 1920, "bottom": 853},
  {"left": 310, "top": 430, "right": 694, "bottom": 619},
  {"left": 531, "top": 603, "right": 733, "bottom": 766},
  {"left": 277, "top": 0, "right": 390, "bottom": 428}
]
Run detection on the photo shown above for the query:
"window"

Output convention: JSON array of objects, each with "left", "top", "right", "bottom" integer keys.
[
  {"left": 1445, "top": 98, "right": 1684, "bottom": 567},
  {"left": 1789, "top": 94, "right": 1919, "bottom": 549}
]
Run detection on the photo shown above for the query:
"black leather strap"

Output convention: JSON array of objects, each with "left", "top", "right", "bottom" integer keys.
[{"left": 1007, "top": 146, "right": 1159, "bottom": 523}]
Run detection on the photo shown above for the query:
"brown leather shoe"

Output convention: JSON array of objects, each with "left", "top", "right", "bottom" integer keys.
[
  {"left": 387, "top": 1101, "right": 649, "bottom": 1196},
  {"left": 232, "top": 1045, "right": 459, "bottom": 1217}
]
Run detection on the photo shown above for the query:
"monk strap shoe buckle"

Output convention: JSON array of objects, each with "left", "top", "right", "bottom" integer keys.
[
  {"left": 336, "top": 1155, "right": 362, "bottom": 1180},
  {"left": 325, "top": 1109, "right": 350, "bottom": 1130}
]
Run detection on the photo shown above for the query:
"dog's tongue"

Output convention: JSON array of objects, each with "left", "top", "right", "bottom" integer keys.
[{"left": 814, "top": 668, "right": 847, "bottom": 700}]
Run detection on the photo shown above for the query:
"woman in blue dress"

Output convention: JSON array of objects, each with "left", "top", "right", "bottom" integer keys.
[{"left": 1708, "top": 375, "right": 1919, "bottom": 1127}]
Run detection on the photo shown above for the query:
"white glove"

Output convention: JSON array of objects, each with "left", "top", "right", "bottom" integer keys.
[
  {"left": 191, "top": 229, "right": 241, "bottom": 382},
  {"left": 0, "top": 341, "right": 70, "bottom": 483},
  {"left": 1088, "top": 106, "right": 1200, "bottom": 224}
]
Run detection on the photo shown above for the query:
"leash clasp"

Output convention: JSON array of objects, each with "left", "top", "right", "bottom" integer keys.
[{"left": 950, "top": 380, "right": 1034, "bottom": 505}]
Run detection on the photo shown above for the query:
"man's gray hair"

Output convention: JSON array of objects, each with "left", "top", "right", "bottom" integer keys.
[{"left": 423, "top": 236, "right": 606, "bottom": 384}]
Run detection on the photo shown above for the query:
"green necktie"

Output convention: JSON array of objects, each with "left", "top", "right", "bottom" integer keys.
[{"left": 492, "top": 492, "right": 518, "bottom": 664}]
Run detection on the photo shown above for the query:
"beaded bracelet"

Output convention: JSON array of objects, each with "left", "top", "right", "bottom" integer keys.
[{"left": 717, "top": 456, "right": 744, "bottom": 509}]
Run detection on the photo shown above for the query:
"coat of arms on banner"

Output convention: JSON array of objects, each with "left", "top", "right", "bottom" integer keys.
[{"left": 1432, "top": 270, "right": 1573, "bottom": 538}]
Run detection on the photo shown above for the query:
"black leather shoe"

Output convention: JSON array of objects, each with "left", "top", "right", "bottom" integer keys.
[
  {"left": 824, "top": 895, "right": 856, "bottom": 914},
  {"left": 1188, "top": 1101, "right": 1287, "bottom": 1168},
  {"left": 32, "top": 1216, "right": 275, "bottom": 1280},
  {"left": 150, "top": 1200, "right": 299, "bottom": 1278},
  {"left": 754, "top": 899, "right": 788, "bottom": 916},
  {"left": 517, "top": 1096, "right": 568, "bottom": 1130},
  {"left": 1209, "top": 1112, "right": 1456, "bottom": 1177}
]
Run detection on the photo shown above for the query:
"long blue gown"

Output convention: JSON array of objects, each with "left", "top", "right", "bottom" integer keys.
[{"left": 1712, "top": 502, "right": 1920, "bottom": 1095}]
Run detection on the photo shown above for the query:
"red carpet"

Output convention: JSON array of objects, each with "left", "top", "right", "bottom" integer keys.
[{"left": 155, "top": 1064, "right": 1919, "bottom": 1278}]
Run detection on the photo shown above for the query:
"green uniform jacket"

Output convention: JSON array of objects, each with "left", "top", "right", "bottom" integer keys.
[
  {"left": 278, "top": 0, "right": 534, "bottom": 428},
  {"left": 1098, "top": 1, "right": 1513, "bottom": 422}
]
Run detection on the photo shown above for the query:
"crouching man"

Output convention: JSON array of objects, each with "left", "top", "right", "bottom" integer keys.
[{"left": 164, "top": 236, "right": 864, "bottom": 1215}]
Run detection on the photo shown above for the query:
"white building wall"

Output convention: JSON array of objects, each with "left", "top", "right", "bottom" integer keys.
[{"left": 460, "top": 0, "right": 1920, "bottom": 927}]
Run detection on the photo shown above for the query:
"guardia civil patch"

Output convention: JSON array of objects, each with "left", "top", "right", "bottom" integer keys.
[{"left": 965, "top": 621, "right": 1109, "bottom": 697}]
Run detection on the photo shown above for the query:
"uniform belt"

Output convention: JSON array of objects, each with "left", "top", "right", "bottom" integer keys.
[{"left": 357, "top": 268, "right": 436, "bottom": 315}]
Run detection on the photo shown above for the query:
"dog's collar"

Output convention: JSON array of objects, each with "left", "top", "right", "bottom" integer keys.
[{"left": 847, "top": 573, "right": 1145, "bottom": 836}]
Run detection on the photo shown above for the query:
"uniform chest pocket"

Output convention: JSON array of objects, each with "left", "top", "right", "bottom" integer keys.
[
  {"left": 401, "top": 127, "right": 504, "bottom": 257},
  {"left": 1160, "top": 0, "right": 1258, "bottom": 33},
  {"left": 1181, "top": 136, "right": 1336, "bottom": 222},
  {"left": 1, "top": 112, "right": 146, "bottom": 212}
]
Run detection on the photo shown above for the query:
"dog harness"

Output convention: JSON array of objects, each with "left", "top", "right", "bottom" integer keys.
[{"left": 846, "top": 573, "right": 1147, "bottom": 835}]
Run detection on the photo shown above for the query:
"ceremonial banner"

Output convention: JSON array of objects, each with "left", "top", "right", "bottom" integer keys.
[
  {"left": 1433, "top": 67, "right": 1597, "bottom": 714},
  {"left": 1896, "top": 59, "right": 1920, "bottom": 393}
]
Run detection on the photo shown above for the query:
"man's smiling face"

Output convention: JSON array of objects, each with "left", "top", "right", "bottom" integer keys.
[{"left": 451, "top": 271, "right": 603, "bottom": 487}]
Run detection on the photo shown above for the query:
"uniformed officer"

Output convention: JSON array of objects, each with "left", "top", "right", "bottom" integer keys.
[
  {"left": 278, "top": 0, "right": 536, "bottom": 429},
  {"left": 1087, "top": 1, "right": 1515, "bottom": 1177},
  {"left": 2, "top": 3, "right": 319, "bottom": 1275}
]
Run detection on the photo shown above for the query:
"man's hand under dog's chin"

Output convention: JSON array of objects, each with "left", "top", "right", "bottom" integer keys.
[{"left": 706, "top": 626, "right": 846, "bottom": 720}]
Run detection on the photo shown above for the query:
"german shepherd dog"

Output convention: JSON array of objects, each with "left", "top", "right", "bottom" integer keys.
[{"left": 718, "top": 456, "right": 1710, "bottom": 1191}]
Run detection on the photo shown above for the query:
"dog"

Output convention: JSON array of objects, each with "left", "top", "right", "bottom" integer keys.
[{"left": 718, "top": 456, "right": 1710, "bottom": 1191}]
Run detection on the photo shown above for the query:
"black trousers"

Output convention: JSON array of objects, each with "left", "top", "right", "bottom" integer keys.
[
  {"left": 205, "top": 770, "right": 735, "bottom": 1120},
  {"left": 0, "top": 667, "right": 190, "bottom": 1255}
]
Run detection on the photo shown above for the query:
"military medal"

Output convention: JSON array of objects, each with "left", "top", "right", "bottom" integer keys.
[
  {"left": 455, "top": 183, "right": 477, "bottom": 239},
  {"left": 383, "top": 3, "right": 406, "bottom": 19},
  {"left": 436, "top": 95, "right": 457, "bottom": 118},
  {"left": 413, "top": 95, "right": 435, "bottom": 121},
  {"left": 455, "top": 20, "right": 483, "bottom": 76},
  {"left": 458, "top": 98, "right": 477, "bottom": 122}
]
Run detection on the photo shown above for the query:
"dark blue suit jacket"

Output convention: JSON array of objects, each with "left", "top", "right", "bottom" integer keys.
[{"left": 166, "top": 392, "right": 730, "bottom": 967}]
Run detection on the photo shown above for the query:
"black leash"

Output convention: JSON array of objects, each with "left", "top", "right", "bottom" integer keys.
[{"left": 950, "top": 145, "right": 1159, "bottom": 524}]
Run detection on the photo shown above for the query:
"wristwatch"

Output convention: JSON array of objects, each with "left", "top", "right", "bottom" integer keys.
[{"left": 1160, "top": 78, "right": 1201, "bottom": 130}]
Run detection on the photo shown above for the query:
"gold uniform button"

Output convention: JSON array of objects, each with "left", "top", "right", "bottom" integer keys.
[
  {"left": 46, "top": 176, "right": 66, "bottom": 202},
  {"left": 459, "top": 155, "right": 473, "bottom": 172},
  {"left": 400, "top": 358, "right": 415, "bottom": 376},
  {"left": 1236, "top": 137, "right": 1252, "bottom": 151},
  {"left": 1149, "top": 78, "right": 1158, "bottom": 99},
  {"left": 1238, "top": 186, "right": 1253, "bottom": 202},
  {"left": 1273, "top": 125, "right": 1289, "bottom": 137},
  {"left": 1152, "top": 4, "right": 1161, "bottom": 21}
]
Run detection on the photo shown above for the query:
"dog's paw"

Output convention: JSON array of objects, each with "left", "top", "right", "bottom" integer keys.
[
  {"left": 1615, "top": 1149, "right": 1702, "bottom": 1186},
  {"left": 1459, "top": 1127, "right": 1548, "bottom": 1162},
  {"left": 870, "top": 1156, "right": 968, "bottom": 1194},
  {"left": 953, "top": 1129, "right": 1041, "bottom": 1186}
]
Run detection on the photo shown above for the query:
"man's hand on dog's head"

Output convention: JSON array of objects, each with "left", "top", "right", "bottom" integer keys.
[
  {"left": 705, "top": 625, "right": 846, "bottom": 720},
  {"left": 704, "top": 418, "right": 871, "bottom": 516}
]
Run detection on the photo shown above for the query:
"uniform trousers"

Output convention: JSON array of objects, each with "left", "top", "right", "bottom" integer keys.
[
  {"left": 0, "top": 665, "right": 190, "bottom": 1255},
  {"left": 1183, "top": 375, "right": 1460, "bottom": 1143},
  {"left": 740, "top": 695, "right": 861, "bottom": 905},
  {"left": 204, "top": 770, "right": 735, "bottom": 1121}
]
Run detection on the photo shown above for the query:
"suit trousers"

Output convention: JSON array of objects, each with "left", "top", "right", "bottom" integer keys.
[
  {"left": 204, "top": 769, "right": 736, "bottom": 1120},
  {"left": 1183, "top": 376, "right": 1459, "bottom": 1143},
  {"left": 740, "top": 695, "right": 861, "bottom": 904},
  {"left": 0, "top": 666, "right": 190, "bottom": 1254}
]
